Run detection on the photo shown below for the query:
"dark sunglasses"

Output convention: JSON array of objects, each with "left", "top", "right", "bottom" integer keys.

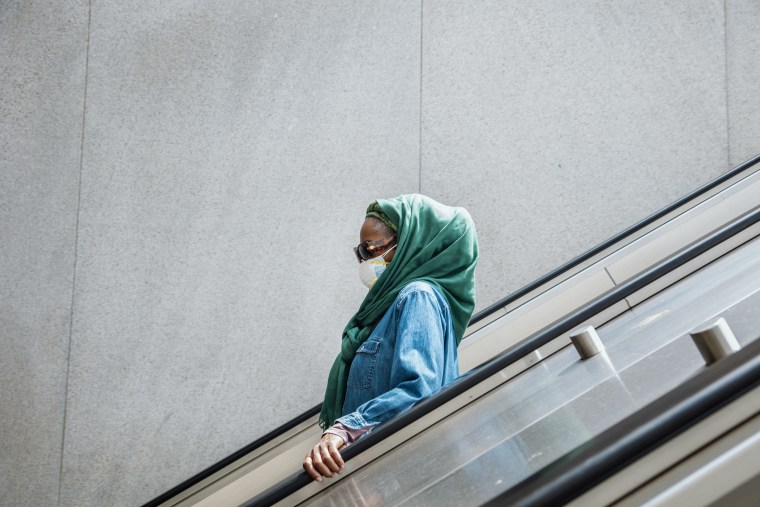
[{"left": 353, "top": 239, "right": 396, "bottom": 263}]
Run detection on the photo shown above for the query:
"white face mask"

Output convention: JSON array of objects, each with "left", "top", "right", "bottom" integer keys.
[{"left": 358, "top": 244, "right": 396, "bottom": 289}]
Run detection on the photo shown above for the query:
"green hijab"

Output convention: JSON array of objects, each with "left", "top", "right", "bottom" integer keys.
[{"left": 319, "top": 194, "right": 479, "bottom": 430}]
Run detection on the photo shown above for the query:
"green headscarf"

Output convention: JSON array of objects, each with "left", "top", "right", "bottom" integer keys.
[{"left": 319, "top": 194, "right": 479, "bottom": 430}]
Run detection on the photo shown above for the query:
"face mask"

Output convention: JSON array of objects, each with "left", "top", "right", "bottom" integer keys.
[{"left": 358, "top": 244, "right": 396, "bottom": 289}]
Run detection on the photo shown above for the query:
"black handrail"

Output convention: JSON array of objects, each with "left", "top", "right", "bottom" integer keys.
[
  {"left": 244, "top": 203, "right": 760, "bottom": 505},
  {"left": 141, "top": 404, "right": 321, "bottom": 507},
  {"left": 144, "top": 154, "right": 759, "bottom": 507},
  {"left": 484, "top": 333, "right": 760, "bottom": 507},
  {"left": 471, "top": 152, "right": 760, "bottom": 325}
]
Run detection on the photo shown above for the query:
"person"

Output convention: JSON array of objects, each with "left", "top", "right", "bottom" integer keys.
[{"left": 302, "top": 194, "right": 478, "bottom": 482}]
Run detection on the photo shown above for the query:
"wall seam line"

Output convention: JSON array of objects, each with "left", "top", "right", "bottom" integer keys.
[
  {"left": 418, "top": 0, "right": 423, "bottom": 194},
  {"left": 723, "top": 0, "right": 731, "bottom": 167},
  {"left": 57, "top": 0, "right": 92, "bottom": 505}
]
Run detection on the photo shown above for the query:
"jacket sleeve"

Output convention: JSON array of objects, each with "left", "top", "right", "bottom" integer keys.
[
  {"left": 337, "top": 287, "right": 447, "bottom": 429},
  {"left": 323, "top": 422, "right": 372, "bottom": 445}
]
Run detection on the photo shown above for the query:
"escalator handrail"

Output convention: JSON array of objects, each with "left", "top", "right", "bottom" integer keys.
[
  {"left": 484, "top": 332, "right": 760, "bottom": 507},
  {"left": 471, "top": 153, "right": 760, "bottom": 325},
  {"left": 141, "top": 404, "right": 322, "bottom": 507},
  {"left": 144, "top": 154, "right": 759, "bottom": 507},
  {"left": 245, "top": 201, "right": 760, "bottom": 506}
]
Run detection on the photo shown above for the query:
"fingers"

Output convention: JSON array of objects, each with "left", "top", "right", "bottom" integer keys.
[
  {"left": 313, "top": 443, "right": 339, "bottom": 477},
  {"left": 302, "top": 436, "right": 346, "bottom": 482},
  {"left": 311, "top": 445, "right": 330, "bottom": 478},
  {"left": 303, "top": 453, "right": 319, "bottom": 481},
  {"left": 303, "top": 445, "right": 325, "bottom": 482},
  {"left": 327, "top": 438, "right": 345, "bottom": 471}
]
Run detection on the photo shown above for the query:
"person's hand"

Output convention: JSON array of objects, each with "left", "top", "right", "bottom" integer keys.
[{"left": 303, "top": 433, "right": 345, "bottom": 482}]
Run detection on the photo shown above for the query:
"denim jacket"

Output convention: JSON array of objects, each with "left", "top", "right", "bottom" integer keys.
[{"left": 337, "top": 281, "right": 460, "bottom": 430}]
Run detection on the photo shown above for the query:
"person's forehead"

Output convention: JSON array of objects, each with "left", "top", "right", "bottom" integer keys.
[{"left": 360, "top": 218, "right": 385, "bottom": 239}]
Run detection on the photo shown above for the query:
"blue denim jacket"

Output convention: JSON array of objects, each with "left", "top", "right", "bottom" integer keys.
[{"left": 337, "top": 281, "right": 460, "bottom": 429}]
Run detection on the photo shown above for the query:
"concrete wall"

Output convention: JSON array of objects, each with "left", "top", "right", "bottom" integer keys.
[
  {"left": 421, "top": 0, "right": 734, "bottom": 306},
  {"left": 727, "top": 0, "right": 760, "bottom": 165},
  {"left": 0, "top": 1, "right": 89, "bottom": 505},
  {"left": 1, "top": 1, "right": 757, "bottom": 506}
]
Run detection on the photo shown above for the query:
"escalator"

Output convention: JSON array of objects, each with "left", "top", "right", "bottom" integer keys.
[
  {"left": 145, "top": 154, "right": 760, "bottom": 507},
  {"left": 297, "top": 222, "right": 760, "bottom": 506}
]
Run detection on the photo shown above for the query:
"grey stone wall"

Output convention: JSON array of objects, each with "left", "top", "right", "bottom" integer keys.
[
  {"left": 1, "top": 1, "right": 757, "bottom": 505},
  {"left": 1, "top": 1, "right": 89, "bottom": 505},
  {"left": 421, "top": 0, "right": 734, "bottom": 306},
  {"left": 728, "top": 0, "right": 760, "bottom": 165}
]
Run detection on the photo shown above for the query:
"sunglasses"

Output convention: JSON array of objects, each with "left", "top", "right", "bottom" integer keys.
[{"left": 353, "top": 239, "right": 396, "bottom": 263}]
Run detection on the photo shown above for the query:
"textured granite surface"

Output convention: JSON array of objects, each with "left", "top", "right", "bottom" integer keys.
[
  {"left": 58, "top": 2, "right": 420, "bottom": 505},
  {"left": 0, "top": 1, "right": 88, "bottom": 505},
  {"left": 727, "top": 0, "right": 760, "bottom": 165},
  {"left": 421, "top": 0, "right": 729, "bottom": 309}
]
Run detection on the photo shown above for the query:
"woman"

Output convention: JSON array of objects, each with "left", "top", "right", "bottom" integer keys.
[{"left": 303, "top": 194, "right": 478, "bottom": 481}]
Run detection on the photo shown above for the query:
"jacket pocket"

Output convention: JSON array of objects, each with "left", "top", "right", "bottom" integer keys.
[{"left": 346, "top": 339, "right": 381, "bottom": 390}]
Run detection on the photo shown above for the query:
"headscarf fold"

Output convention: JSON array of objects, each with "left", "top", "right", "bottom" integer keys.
[{"left": 319, "top": 194, "right": 478, "bottom": 429}]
